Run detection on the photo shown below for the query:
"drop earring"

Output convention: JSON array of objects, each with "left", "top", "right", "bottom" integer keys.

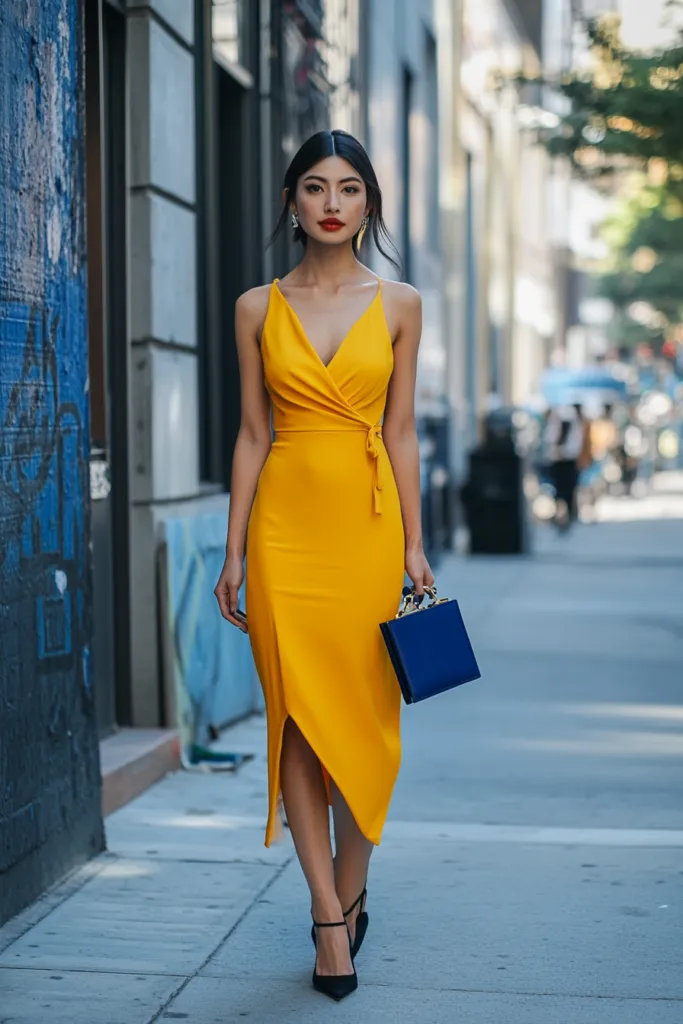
[
  {"left": 291, "top": 210, "right": 299, "bottom": 229},
  {"left": 357, "top": 215, "right": 369, "bottom": 245}
]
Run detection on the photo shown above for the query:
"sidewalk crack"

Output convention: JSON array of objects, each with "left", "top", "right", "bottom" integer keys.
[{"left": 144, "top": 854, "right": 294, "bottom": 1024}]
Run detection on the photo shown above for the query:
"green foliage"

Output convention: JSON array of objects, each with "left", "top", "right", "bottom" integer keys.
[
  {"left": 594, "top": 178, "right": 683, "bottom": 325},
  {"left": 597, "top": 258, "right": 683, "bottom": 321},
  {"left": 624, "top": 184, "right": 683, "bottom": 254},
  {"left": 521, "top": 8, "right": 683, "bottom": 331},
  {"left": 531, "top": 15, "right": 683, "bottom": 174}
]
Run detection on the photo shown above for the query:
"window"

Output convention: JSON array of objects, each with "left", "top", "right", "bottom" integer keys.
[{"left": 196, "top": 0, "right": 261, "bottom": 487}]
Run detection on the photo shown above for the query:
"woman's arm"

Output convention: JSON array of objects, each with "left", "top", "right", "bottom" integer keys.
[
  {"left": 214, "top": 287, "right": 272, "bottom": 630},
  {"left": 382, "top": 283, "right": 434, "bottom": 596}
]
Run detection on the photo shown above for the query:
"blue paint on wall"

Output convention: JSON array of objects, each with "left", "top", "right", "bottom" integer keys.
[
  {"left": 161, "top": 515, "right": 261, "bottom": 765},
  {"left": 162, "top": 516, "right": 262, "bottom": 765},
  {"left": 0, "top": 0, "right": 104, "bottom": 925}
]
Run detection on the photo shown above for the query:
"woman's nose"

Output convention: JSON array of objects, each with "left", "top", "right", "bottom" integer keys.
[{"left": 324, "top": 192, "right": 341, "bottom": 213}]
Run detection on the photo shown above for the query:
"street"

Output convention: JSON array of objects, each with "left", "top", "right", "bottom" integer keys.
[{"left": 1, "top": 482, "right": 682, "bottom": 1023}]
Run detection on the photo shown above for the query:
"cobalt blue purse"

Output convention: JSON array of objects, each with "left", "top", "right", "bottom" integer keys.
[{"left": 380, "top": 585, "right": 481, "bottom": 704}]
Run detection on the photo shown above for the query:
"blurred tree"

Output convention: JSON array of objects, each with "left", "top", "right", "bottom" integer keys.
[
  {"left": 528, "top": 7, "right": 683, "bottom": 176},
  {"left": 596, "top": 177, "right": 683, "bottom": 329},
  {"left": 517, "top": 4, "right": 683, "bottom": 343}
]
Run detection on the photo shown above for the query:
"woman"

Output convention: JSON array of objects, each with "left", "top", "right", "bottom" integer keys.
[{"left": 214, "top": 129, "right": 433, "bottom": 1001}]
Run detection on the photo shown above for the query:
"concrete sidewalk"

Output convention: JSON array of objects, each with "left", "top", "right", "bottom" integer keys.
[{"left": 2, "top": 489, "right": 682, "bottom": 1023}]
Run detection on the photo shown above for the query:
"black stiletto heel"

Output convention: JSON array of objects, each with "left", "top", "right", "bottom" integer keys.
[
  {"left": 344, "top": 887, "right": 369, "bottom": 959},
  {"left": 311, "top": 920, "right": 358, "bottom": 1002}
]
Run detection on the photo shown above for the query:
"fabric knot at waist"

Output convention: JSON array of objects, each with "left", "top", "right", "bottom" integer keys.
[
  {"left": 365, "top": 423, "right": 384, "bottom": 514},
  {"left": 274, "top": 421, "right": 385, "bottom": 515}
]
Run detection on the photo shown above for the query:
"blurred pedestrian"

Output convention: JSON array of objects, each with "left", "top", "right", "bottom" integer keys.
[
  {"left": 544, "top": 405, "right": 584, "bottom": 529},
  {"left": 214, "top": 130, "right": 432, "bottom": 1002},
  {"left": 574, "top": 403, "right": 593, "bottom": 477},
  {"left": 590, "top": 403, "right": 618, "bottom": 462}
]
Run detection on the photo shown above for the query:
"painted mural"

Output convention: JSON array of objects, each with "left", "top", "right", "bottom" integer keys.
[
  {"left": 160, "top": 514, "right": 261, "bottom": 769},
  {"left": 0, "top": 0, "right": 103, "bottom": 924}
]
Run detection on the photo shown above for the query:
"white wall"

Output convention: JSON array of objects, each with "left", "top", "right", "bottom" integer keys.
[
  {"left": 365, "top": 0, "right": 447, "bottom": 419},
  {"left": 457, "top": 0, "right": 557, "bottom": 412}
]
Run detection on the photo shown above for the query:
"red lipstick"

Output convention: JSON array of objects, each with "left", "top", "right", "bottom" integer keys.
[{"left": 319, "top": 218, "right": 344, "bottom": 232}]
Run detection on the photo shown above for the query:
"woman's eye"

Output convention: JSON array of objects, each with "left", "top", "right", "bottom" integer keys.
[
  {"left": 305, "top": 184, "right": 322, "bottom": 193},
  {"left": 343, "top": 186, "right": 360, "bottom": 194}
]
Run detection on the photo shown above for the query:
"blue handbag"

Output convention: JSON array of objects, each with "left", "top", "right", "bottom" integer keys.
[{"left": 380, "top": 585, "right": 481, "bottom": 704}]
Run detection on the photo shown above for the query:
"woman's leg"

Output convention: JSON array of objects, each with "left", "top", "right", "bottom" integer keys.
[
  {"left": 279, "top": 718, "right": 353, "bottom": 976},
  {"left": 551, "top": 461, "right": 572, "bottom": 527},
  {"left": 330, "top": 781, "right": 373, "bottom": 943},
  {"left": 567, "top": 462, "right": 580, "bottom": 521}
]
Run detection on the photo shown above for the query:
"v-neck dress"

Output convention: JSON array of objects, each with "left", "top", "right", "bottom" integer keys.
[{"left": 246, "top": 278, "right": 405, "bottom": 846}]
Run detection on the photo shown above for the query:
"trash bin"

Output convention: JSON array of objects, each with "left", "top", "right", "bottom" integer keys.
[{"left": 461, "top": 409, "right": 531, "bottom": 555}]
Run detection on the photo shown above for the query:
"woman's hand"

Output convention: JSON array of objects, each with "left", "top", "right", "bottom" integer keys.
[
  {"left": 405, "top": 545, "right": 435, "bottom": 597},
  {"left": 214, "top": 555, "right": 248, "bottom": 632}
]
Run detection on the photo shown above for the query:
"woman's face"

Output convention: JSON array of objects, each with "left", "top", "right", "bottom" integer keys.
[{"left": 292, "top": 156, "right": 368, "bottom": 247}]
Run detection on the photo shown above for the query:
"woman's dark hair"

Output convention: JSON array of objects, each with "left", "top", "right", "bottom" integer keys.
[{"left": 269, "top": 129, "right": 402, "bottom": 274}]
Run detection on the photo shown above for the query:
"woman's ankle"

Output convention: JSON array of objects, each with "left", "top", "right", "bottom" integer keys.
[
  {"left": 311, "top": 894, "right": 344, "bottom": 923},
  {"left": 334, "top": 874, "right": 367, "bottom": 913}
]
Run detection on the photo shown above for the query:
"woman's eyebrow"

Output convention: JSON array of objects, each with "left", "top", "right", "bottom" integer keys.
[{"left": 302, "top": 174, "right": 363, "bottom": 184}]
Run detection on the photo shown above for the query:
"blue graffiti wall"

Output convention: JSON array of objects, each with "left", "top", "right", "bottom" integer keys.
[{"left": 0, "top": 0, "right": 104, "bottom": 925}]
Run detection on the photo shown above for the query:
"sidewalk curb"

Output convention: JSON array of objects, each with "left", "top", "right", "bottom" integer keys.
[{"left": 100, "top": 728, "right": 181, "bottom": 817}]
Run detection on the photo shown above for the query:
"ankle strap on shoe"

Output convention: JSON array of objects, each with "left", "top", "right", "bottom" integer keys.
[
  {"left": 312, "top": 919, "right": 347, "bottom": 928},
  {"left": 343, "top": 887, "right": 367, "bottom": 917}
]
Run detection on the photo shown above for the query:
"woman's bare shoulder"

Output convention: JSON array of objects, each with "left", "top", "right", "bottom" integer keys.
[
  {"left": 381, "top": 279, "right": 421, "bottom": 312},
  {"left": 236, "top": 284, "right": 272, "bottom": 319},
  {"left": 235, "top": 284, "right": 273, "bottom": 341},
  {"left": 382, "top": 280, "right": 419, "bottom": 319},
  {"left": 380, "top": 279, "right": 421, "bottom": 340}
]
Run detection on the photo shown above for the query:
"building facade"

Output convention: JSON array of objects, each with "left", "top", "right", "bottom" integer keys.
[
  {"left": 364, "top": 0, "right": 454, "bottom": 553},
  {"left": 84, "top": 0, "right": 367, "bottom": 749},
  {"left": 0, "top": 0, "right": 105, "bottom": 926},
  {"left": 433, "top": 0, "right": 581, "bottom": 500}
]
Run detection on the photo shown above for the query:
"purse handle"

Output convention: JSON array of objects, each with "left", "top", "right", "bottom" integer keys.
[{"left": 397, "top": 584, "right": 448, "bottom": 618}]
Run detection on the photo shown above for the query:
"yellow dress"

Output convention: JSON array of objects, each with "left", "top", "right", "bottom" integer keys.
[{"left": 246, "top": 278, "right": 405, "bottom": 846}]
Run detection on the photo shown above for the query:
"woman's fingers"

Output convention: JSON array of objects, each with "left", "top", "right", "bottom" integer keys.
[
  {"left": 227, "top": 583, "right": 240, "bottom": 616},
  {"left": 214, "top": 579, "right": 243, "bottom": 630},
  {"left": 228, "top": 583, "right": 248, "bottom": 632},
  {"left": 214, "top": 581, "right": 232, "bottom": 620},
  {"left": 409, "top": 554, "right": 435, "bottom": 596},
  {"left": 214, "top": 561, "right": 247, "bottom": 632},
  {"left": 227, "top": 606, "right": 248, "bottom": 630}
]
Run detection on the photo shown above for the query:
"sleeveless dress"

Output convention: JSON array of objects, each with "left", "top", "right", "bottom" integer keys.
[{"left": 246, "top": 278, "right": 405, "bottom": 847}]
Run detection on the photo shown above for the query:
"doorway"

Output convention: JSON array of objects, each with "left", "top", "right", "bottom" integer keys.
[
  {"left": 214, "top": 62, "right": 260, "bottom": 484},
  {"left": 84, "top": 0, "right": 131, "bottom": 736}
]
